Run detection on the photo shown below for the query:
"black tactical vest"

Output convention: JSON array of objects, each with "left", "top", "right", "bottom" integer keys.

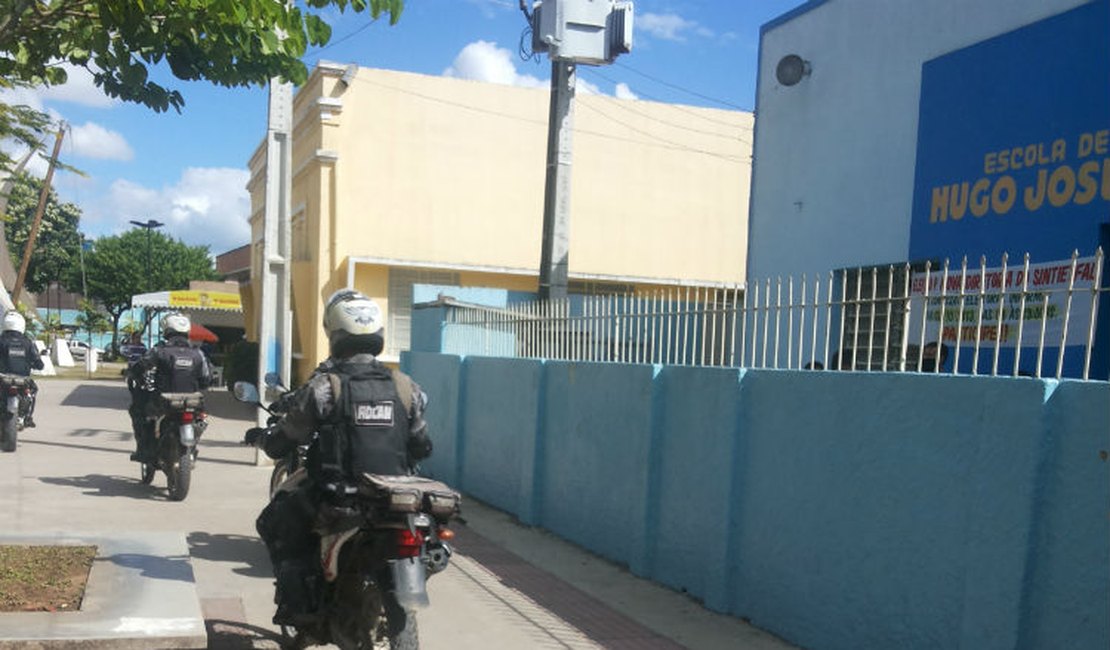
[
  {"left": 0, "top": 335, "right": 30, "bottom": 376},
  {"left": 156, "top": 342, "right": 205, "bottom": 393},
  {"left": 315, "top": 360, "right": 411, "bottom": 479}
]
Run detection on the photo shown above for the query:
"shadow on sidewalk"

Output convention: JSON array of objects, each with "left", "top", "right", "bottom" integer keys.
[
  {"left": 187, "top": 531, "right": 273, "bottom": 578},
  {"left": 59, "top": 384, "right": 130, "bottom": 409},
  {"left": 205, "top": 618, "right": 285, "bottom": 649},
  {"left": 99, "top": 553, "right": 195, "bottom": 582},
  {"left": 39, "top": 473, "right": 162, "bottom": 500}
]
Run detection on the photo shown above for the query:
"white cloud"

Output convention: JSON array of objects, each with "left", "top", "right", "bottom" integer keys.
[
  {"left": 614, "top": 82, "right": 638, "bottom": 100},
  {"left": 443, "top": 41, "right": 546, "bottom": 89},
  {"left": 577, "top": 78, "right": 601, "bottom": 95},
  {"left": 0, "top": 64, "right": 114, "bottom": 110},
  {"left": 0, "top": 85, "right": 44, "bottom": 112},
  {"left": 37, "top": 64, "right": 116, "bottom": 108},
  {"left": 638, "top": 12, "right": 711, "bottom": 42},
  {"left": 68, "top": 122, "right": 133, "bottom": 161},
  {"left": 99, "top": 168, "right": 251, "bottom": 253},
  {"left": 443, "top": 41, "right": 638, "bottom": 100}
]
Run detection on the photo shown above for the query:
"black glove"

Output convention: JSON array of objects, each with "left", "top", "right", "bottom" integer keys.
[
  {"left": 242, "top": 427, "right": 269, "bottom": 446},
  {"left": 407, "top": 431, "right": 433, "bottom": 463}
]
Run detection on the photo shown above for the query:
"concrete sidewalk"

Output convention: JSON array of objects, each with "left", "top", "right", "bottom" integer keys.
[{"left": 0, "top": 379, "right": 796, "bottom": 650}]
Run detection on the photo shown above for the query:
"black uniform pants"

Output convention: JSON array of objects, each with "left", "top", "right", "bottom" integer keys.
[
  {"left": 128, "top": 391, "right": 156, "bottom": 457},
  {"left": 257, "top": 484, "right": 322, "bottom": 621}
]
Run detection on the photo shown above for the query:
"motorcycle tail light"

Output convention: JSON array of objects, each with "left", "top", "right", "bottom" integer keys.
[
  {"left": 180, "top": 411, "right": 195, "bottom": 423},
  {"left": 6, "top": 387, "right": 16, "bottom": 396},
  {"left": 395, "top": 529, "right": 424, "bottom": 558},
  {"left": 437, "top": 527, "right": 455, "bottom": 541}
]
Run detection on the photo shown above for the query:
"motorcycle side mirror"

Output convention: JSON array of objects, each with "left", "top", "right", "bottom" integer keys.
[
  {"left": 232, "top": 382, "right": 260, "bottom": 404},
  {"left": 263, "top": 372, "right": 284, "bottom": 389}
]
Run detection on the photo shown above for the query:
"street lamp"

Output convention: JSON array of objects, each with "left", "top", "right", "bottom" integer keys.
[{"left": 129, "top": 219, "right": 164, "bottom": 347}]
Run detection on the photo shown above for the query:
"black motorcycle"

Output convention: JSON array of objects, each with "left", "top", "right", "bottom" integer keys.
[
  {"left": 0, "top": 374, "right": 33, "bottom": 452},
  {"left": 234, "top": 380, "right": 459, "bottom": 650},
  {"left": 142, "top": 392, "right": 207, "bottom": 500}
]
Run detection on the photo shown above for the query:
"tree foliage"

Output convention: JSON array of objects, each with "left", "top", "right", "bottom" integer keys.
[
  {"left": 2, "top": 171, "right": 83, "bottom": 295},
  {"left": 80, "top": 228, "right": 220, "bottom": 352},
  {"left": 0, "top": 0, "right": 404, "bottom": 169},
  {"left": 74, "top": 298, "right": 110, "bottom": 335}
]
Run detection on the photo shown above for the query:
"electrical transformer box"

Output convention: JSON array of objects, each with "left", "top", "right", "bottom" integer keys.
[{"left": 532, "top": 0, "right": 634, "bottom": 65}]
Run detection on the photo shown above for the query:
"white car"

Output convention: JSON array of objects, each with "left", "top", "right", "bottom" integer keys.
[{"left": 68, "top": 340, "right": 105, "bottom": 358}]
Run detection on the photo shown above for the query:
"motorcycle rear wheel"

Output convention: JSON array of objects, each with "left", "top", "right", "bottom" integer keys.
[
  {"left": 387, "top": 611, "right": 418, "bottom": 650},
  {"left": 0, "top": 416, "right": 15, "bottom": 452},
  {"left": 165, "top": 444, "right": 193, "bottom": 501}
]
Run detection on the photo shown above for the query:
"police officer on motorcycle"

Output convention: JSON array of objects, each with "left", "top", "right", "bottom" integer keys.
[
  {"left": 129, "top": 312, "right": 211, "bottom": 463},
  {"left": 244, "top": 289, "right": 433, "bottom": 626},
  {"left": 0, "top": 312, "right": 44, "bottom": 427}
]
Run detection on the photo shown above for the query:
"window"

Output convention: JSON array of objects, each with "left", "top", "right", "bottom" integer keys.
[{"left": 386, "top": 268, "right": 460, "bottom": 357}]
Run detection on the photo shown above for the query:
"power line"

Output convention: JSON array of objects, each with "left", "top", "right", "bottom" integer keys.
[
  {"left": 575, "top": 100, "right": 746, "bottom": 163},
  {"left": 577, "top": 73, "right": 752, "bottom": 144},
  {"left": 308, "top": 15, "right": 382, "bottom": 56},
  {"left": 349, "top": 75, "right": 745, "bottom": 163},
  {"left": 580, "top": 67, "right": 752, "bottom": 132},
  {"left": 614, "top": 61, "right": 748, "bottom": 111}
]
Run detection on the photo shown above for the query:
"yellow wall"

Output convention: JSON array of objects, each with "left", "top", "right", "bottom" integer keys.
[
  {"left": 325, "top": 68, "right": 750, "bottom": 285},
  {"left": 249, "top": 63, "right": 752, "bottom": 379}
]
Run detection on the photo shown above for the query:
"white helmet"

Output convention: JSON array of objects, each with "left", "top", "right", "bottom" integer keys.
[
  {"left": 2, "top": 311, "right": 25, "bottom": 334},
  {"left": 160, "top": 312, "right": 191, "bottom": 338},
  {"left": 323, "top": 290, "right": 384, "bottom": 354}
]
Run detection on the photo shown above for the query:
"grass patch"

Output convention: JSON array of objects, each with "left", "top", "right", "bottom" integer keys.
[{"left": 0, "top": 545, "right": 97, "bottom": 612}]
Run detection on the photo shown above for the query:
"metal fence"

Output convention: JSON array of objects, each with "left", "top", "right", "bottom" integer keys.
[{"left": 440, "top": 248, "right": 1108, "bottom": 380}]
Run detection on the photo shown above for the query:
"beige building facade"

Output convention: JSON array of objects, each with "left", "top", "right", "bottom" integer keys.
[{"left": 247, "top": 63, "right": 752, "bottom": 381}]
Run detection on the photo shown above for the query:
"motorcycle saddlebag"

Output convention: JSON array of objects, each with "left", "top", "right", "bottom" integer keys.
[
  {"left": 361, "top": 474, "right": 461, "bottom": 518},
  {"left": 159, "top": 392, "right": 205, "bottom": 411},
  {"left": 0, "top": 374, "right": 30, "bottom": 388}
]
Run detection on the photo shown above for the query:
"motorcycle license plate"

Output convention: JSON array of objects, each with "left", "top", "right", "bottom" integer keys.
[
  {"left": 179, "top": 423, "right": 195, "bottom": 445},
  {"left": 6, "top": 396, "right": 18, "bottom": 413}
]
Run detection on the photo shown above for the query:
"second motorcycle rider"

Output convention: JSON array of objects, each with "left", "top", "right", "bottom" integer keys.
[{"left": 244, "top": 289, "right": 434, "bottom": 627}]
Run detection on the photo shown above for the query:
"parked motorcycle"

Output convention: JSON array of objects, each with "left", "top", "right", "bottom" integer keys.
[
  {"left": 234, "top": 380, "right": 459, "bottom": 650},
  {"left": 141, "top": 392, "right": 208, "bottom": 500},
  {"left": 0, "top": 374, "right": 33, "bottom": 452}
]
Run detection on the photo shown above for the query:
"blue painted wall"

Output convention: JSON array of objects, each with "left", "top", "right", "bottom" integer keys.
[
  {"left": 909, "top": 0, "right": 1110, "bottom": 379},
  {"left": 404, "top": 352, "right": 1110, "bottom": 650}
]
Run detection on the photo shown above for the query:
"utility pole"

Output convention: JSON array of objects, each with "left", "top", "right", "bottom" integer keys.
[
  {"left": 538, "top": 60, "right": 576, "bottom": 301},
  {"left": 12, "top": 125, "right": 65, "bottom": 305},
  {"left": 128, "top": 219, "right": 164, "bottom": 346},
  {"left": 529, "top": 0, "right": 634, "bottom": 300},
  {"left": 257, "top": 76, "right": 293, "bottom": 435}
]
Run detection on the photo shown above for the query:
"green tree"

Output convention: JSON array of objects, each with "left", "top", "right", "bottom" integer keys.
[
  {"left": 0, "top": 0, "right": 403, "bottom": 171},
  {"left": 74, "top": 298, "right": 110, "bottom": 337},
  {"left": 2, "top": 172, "right": 83, "bottom": 295},
  {"left": 79, "top": 228, "right": 220, "bottom": 355},
  {"left": 38, "top": 311, "right": 65, "bottom": 345}
]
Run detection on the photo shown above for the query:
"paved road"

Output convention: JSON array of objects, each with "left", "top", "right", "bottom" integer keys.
[{"left": 0, "top": 378, "right": 796, "bottom": 650}]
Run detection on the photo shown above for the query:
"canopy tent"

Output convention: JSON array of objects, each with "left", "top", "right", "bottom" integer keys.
[{"left": 131, "top": 289, "right": 244, "bottom": 329}]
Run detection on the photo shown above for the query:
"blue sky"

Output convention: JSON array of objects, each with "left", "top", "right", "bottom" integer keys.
[{"left": 4, "top": 0, "right": 804, "bottom": 256}]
